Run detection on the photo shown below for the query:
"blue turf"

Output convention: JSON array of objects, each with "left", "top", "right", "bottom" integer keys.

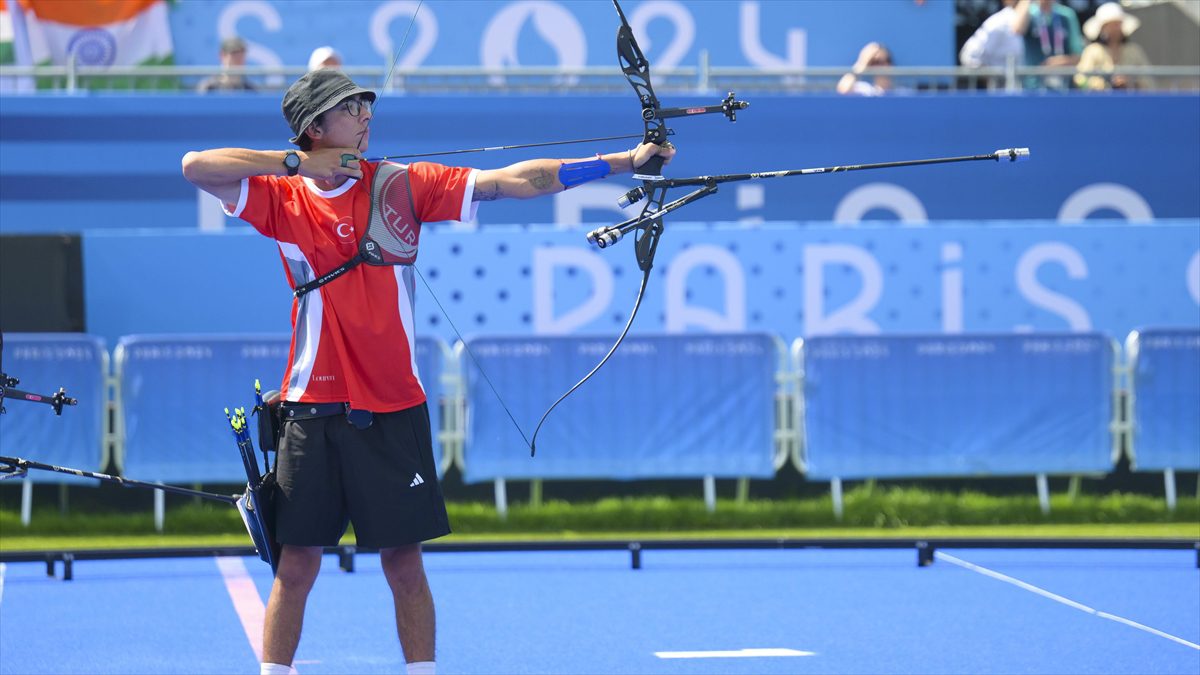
[
  {"left": 0, "top": 558, "right": 258, "bottom": 673},
  {"left": 1, "top": 548, "right": 1197, "bottom": 674}
]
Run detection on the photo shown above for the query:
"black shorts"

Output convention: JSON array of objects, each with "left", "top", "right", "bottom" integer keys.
[{"left": 273, "top": 403, "right": 451, "bottom": 548}]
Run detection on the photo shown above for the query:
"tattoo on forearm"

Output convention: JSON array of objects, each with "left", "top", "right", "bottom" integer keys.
[
  {"left": 473, "top": 164, "right": 561, "bottom": 202},
  {"left": 474, "top": 181, "right": 501, "bottom": 202},
  {"left": 530, "top": 168, "right": 555, "bottom": 191}
]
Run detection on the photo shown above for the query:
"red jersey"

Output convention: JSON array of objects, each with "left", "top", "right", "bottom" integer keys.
[{"left": 225, "top": 161, "right": 479, "bottom": 412}]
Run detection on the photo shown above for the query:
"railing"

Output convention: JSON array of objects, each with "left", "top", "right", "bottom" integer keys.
[{"left": 2, "top": 58, "right": 1198, "bottom": 94}]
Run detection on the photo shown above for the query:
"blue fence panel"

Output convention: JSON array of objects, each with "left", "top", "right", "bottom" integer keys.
[
  {"left": 116, "top": 334, "right": 290, "bottom": 483},
  {"left": 1129, "top": 329, "right": 1200, "bottom": 472},
  {"left": 462, "top": 333, "right": 778, "bottom": 482},
  {"left": 802, "top": 333, "right": 1115, "bottom": 480},
  {"left": 413, "top": 337, "right": 446, "bottom": 473},
  {"left": 116, "top": 334, "right": 446, "bottom": 483},
  {"left": 0, "top": 334, "right": 107, "bottom": 483}
]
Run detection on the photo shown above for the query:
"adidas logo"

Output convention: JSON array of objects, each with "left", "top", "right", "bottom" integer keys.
[{"left": 409, "top": 472, "right": 425, "bottom": 488}]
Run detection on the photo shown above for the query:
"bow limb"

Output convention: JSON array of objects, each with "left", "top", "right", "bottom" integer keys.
[
  {"left": 527, "top": 0, "right": 668, "bottom": 455},
  {"left": 613, "top": 0, "right": 673, "bottom": 239},
  {"left": 528, "top": 263, "right": 651, "bottom": 457},
  {"left": 614, "top": 0, "right": 669, "bottom": 177}
]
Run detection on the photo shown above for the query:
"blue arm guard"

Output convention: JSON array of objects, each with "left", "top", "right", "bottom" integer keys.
[{"left": 558, "top": 156, "right": 611, "bottom": 189}]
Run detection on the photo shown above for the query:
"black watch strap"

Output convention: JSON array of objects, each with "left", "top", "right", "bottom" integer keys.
[{"left": 284, "top": 150, "right": 300, "bottom": 177}]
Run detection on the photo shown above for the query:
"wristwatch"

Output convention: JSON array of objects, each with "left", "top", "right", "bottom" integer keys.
[{"left": 283, "top": 150, "right": 301, "bottom": 177}]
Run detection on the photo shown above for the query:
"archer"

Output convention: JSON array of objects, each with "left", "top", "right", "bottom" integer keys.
[{"left": 180, "top": 66, "right": 673, "bottom": 675}]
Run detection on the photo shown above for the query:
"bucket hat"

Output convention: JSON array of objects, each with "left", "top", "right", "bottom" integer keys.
[{"left": 282, "top": 69, "right": 376, "bottom": 146}]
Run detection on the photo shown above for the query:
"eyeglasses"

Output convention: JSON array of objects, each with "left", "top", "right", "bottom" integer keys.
[{"left": 340, "top": 97, "right": 372, "bottom": 118}]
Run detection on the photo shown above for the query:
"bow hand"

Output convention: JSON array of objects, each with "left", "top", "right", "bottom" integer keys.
[{"left": 630, "top": 141, "right": 676, "bottom": 175}]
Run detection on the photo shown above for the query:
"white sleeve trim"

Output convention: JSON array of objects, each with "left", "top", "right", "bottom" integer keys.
[
  {"left": 222, "top": 178, "right": 250, "bottom": 218},
  {"left": 460, "top": 169, "right": 481, "bottom": 222}
]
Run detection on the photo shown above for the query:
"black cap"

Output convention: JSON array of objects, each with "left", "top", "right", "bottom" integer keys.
[{"left": 282, "top": 69, "right": 377, "bottom": 146}]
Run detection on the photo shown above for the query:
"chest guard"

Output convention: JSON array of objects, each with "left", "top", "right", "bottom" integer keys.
[{"left": 365, "top": 161, "right": 422, "bottom": 265}]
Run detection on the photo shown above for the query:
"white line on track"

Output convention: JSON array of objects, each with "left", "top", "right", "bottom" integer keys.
[
  {"left": 936, "top": 551, "right": 1200, "bottom": 651},
  {"left": 216, "top": 557, "right": 272, "bottom": 666},
  {"left": 0, "top": 563, "right": 6, "bottom": 609},
  {"left": 655, "top": 648, "right": 816, "bottom": 659}
]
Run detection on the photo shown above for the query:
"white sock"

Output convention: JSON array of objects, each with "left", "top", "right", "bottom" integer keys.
[
  {"left": 407, "top": 661, "right": 436, "bottom": 675},
  {"left": 260, "top": 664, "right": 295, "bottom": 675}
]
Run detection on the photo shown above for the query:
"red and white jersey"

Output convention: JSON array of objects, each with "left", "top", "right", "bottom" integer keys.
[{"left": 225, "top": 161, "right": 479, "bottom": 412}]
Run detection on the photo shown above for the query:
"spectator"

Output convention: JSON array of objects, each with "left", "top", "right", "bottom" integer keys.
[
  {"left": 1011, "top": 0, "right": 1084, "bottom": 88},
  {"left": 959, "top": 0, "right": 1025, "bottom": 69},
  {"left": 308, "top": 46, "right": 343, "bottom": 72},
  {"left": 837, "top": 42, "right": 895, "bottom": 96},
  {"left": 1075, "top": 2, "right": 1154, "bottom": 90},
  {"left": 197, "top": 36, "right": 255, "bottom": 93}
]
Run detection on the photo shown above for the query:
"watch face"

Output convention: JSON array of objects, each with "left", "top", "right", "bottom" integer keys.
[{"left": 285, "top": 152, "right": 300, "bottom": 168}]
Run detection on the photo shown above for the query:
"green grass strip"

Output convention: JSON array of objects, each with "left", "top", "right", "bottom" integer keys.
[{"left": 2, "top": 487, "right": 1196, "bottom": 553}]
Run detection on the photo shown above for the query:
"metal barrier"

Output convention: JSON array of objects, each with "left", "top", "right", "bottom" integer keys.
[
  {"left": 795, "top": 333, "right": 1123, "bottom": 518},
  {"left": 0, "top": 333, "right": 110, "bottom": 526},
  {"left": 455, "top": 333, "right": 788, "bottom": 516},
  {"left": 1125, "top": 329, "right": 1200, "bottom": 510},
  {"left": 5, "top": 328, "right": 1196, "bottom": 526},
  {"left": 2, "top": 61, "right": 1197, "bottom": 94}
]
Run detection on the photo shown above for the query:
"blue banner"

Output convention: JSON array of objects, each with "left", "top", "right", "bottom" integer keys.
[
  {"left": 2, "top": 95, "right": 1197, "bottom": 234},
  {"left": 79, "top": 221, "right": 1200, "bottom": 351},
  {"left": 167, "top": 0, "right": 954, "bottom": 75}
]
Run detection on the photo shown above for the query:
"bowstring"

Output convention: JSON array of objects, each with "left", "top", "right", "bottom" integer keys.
[
  {"left": 414, "top": 267, "right": 532, "bottom": 450},
  {"left": 369, "top": 133, "right": 649, "bottom": 162},
  {"left": 376, "top": 1, "right": 422, "bottom": 97},
  {"left": 376, "top": 1, "right": 534, "bottom": 452}
]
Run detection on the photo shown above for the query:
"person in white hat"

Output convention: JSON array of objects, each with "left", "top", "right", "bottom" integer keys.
[
  {"left": 308, "top": 45, "right": 343, "bottom": 72},
  {"left": 1075, "top": 2, "right": 1153, "bottom": 90}
]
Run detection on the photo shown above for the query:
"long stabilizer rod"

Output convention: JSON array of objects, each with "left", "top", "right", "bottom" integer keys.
[
  {"left": 0, "top": 455, "right": 238, "bottom": 504},
  {"left": 649, "top": 148, "right": 1031, "bottom": 189},
  {"left": 590, "top": 148, "right": 1031, "bottom": 248}
]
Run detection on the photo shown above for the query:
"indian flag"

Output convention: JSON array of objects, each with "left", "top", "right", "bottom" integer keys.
[
  {"left": 0, "top": 0, "right": 17, "bottom": 66},
  {"left": 1, "top": 0, "right": 35, "bottom": 92},
  {"left": 7, "top": 0, "right": 175, "bottom": 89}
]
